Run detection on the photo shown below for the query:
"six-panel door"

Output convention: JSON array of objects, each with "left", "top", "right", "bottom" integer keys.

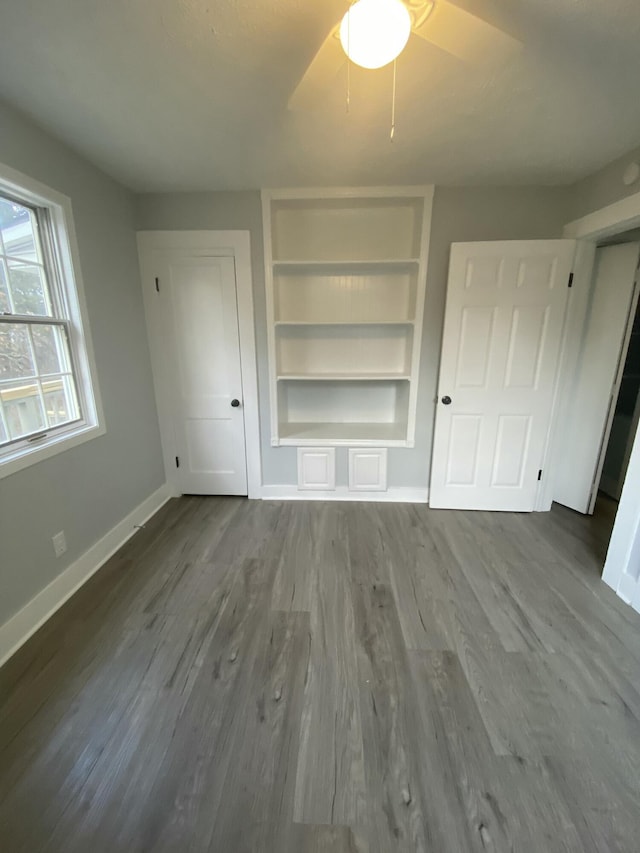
[{"left": 430, "top": 240, "right": 576, "bottom": 511}]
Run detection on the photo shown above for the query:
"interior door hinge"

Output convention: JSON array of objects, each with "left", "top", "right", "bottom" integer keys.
[
  {"left": 175, "top": 456, "right": 180, "bottom": 468},
  {"left": 568, "top": 272, "right": 574, "bottom": 288},
  {"left": 155, "top": 277, "right": 160, "bottom": 292},
  {"left": 538, "top": 469, "right": 543, "bottom": 481}
]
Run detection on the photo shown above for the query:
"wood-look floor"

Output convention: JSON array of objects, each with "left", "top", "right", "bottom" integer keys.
[{"left": 1, "top": 496, "right": 640, "bottom": 852}]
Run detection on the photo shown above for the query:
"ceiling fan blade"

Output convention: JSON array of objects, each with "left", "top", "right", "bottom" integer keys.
[
  {"left": 288, "top": 25, "right": 347, "bottom": 111},
  {"left": 413, "top": 0, "right": 521, "bottom": 67}
]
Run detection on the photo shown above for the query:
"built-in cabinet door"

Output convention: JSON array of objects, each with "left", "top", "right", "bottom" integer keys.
[
  {"left": 153, "top": 252, "right": 248, "bottom": 496},
  {"left": 430, "top": 240, "right": 575, "bottom": 511}
]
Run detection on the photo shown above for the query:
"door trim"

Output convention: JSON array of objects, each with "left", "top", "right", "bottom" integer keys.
[
  {"left": 564, "top": 188, "right": 640, "bottom": 241},
  {"left": 137, "top": 230, "right": 261, "bottom": 499}
]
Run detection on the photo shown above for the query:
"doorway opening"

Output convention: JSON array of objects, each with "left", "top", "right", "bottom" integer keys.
[
  {"left": 599, "top": 300, "right": 640, "bottom": 497},
  {"left": 596, "top": 233, "right": 640, "bottom": 509},
  {"left": 588, "top": 233, "right": 640, "bottom": 573},
  {"left": 555, "top": 228, "right": 640, "bottom": 587},
  {"left": 589, "top": 292, "right": 640, "bottom": 582}
]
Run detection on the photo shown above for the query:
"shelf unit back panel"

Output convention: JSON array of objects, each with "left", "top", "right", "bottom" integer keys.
[
  {"left": 278, "top": 379, "right": 409, "bottom": 426},
  {"left": 278, "top": 421, "right": 408, "bottom": 445},
  {"left": 272, "top": 198, "right": 423, "bottom": 262},
  {"left": 276, "top": 325, "right": 413, "bottom": 377},
  {"left": 274, "top": 264, "right": 418, "bottom": 323}
]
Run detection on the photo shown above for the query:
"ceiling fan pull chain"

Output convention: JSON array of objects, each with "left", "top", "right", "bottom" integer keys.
[
  {"left": 390, "top": 57, "right": 397, "bottom": 141},
  {"left": 346, "top": 6, "right": 351, "bottom": 113}
]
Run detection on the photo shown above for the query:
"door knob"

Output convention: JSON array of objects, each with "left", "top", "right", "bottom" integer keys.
[
  {"left": 231, "top": 398, "right": 241, "bottom": 408},
  {"left": 441, "top": 396, "right": 452, "bottom": 405}
]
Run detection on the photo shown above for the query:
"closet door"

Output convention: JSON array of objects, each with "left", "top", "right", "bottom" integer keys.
[{"left": 140, "top": 247, "right": 248, "bottom": 496}]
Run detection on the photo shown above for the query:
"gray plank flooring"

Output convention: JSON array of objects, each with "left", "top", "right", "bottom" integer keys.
[{"left": 1, "top": 495, "right": 639, "bottom": 852}]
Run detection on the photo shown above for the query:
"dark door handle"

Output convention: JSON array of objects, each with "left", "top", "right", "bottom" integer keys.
[
  {"left": 441, "top": 396, "right": 452, "bottom": 405},
  {"left": 231, "top": 398, "right": 241, "bottom": 408}
]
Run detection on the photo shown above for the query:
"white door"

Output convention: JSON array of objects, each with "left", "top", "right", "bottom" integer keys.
[
  {"left": 159, "top": 253, "right": 247, "bottom": 495},
  {"left": 430, "top": 240, "right": 575, "bottom": 511},
  {"left": 554, "top": 243, "right": 640, "bottom": 513}
]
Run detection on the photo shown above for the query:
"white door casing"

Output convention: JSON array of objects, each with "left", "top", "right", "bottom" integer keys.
[
  {"left": 138, "top": 231, "right": 261, "bottom": 498},
  {"left": 430, "top": 240, "right": 576, "bottom": 511},
  {"left": 553, "top": 243, "right": 640, "bottom": 513}
]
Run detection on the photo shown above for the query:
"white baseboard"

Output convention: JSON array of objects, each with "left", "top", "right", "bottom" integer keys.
[
  {"left": 261, "top": 485, "right": 429, "bottom": 503},
  {"left": 0, "top": 483, "right": 171, "bottom": 668}
]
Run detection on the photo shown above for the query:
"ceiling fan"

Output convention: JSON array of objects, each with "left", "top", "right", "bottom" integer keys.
[{"left": 288, "top": 0, "right": 521, "bottom": 110}]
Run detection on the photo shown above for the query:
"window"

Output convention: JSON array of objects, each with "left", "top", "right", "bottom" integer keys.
[{"left": 0, "top": 165, "right": 103, "bottom": 477}]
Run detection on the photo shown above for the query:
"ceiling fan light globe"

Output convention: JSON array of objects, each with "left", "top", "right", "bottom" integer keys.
[{"left": 339, "top": 0, "right": 412, "bottom": 70}]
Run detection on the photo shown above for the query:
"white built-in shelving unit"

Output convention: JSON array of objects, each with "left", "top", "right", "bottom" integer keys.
[{"left": 262, "top": 187, "right": 434, "bottom": 447}]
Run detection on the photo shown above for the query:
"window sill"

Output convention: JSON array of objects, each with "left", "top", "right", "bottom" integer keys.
[{"left": 0, "top": 421, "right": 106, "bottom": 480}]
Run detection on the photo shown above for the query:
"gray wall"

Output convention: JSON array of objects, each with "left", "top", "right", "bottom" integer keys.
[
  {"left": 0, "top": 102, "right": 165, "bottom": 627},
  {"left": 570, "top": 145, "right": 640, "bottom": 219},
  {"left": 134, "top": 185, "right": 572, "bottom": 488}
]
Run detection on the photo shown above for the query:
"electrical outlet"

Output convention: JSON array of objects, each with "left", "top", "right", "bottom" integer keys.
[{"left": 52, "top": 530, "right": 67, "bottom": 558}]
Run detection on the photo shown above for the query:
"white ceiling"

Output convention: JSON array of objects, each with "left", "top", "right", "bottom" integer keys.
[{"left": 1, "top": 0, "right": 640, "bottom": 192}]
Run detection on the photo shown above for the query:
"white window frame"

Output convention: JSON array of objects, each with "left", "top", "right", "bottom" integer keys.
[{"left": 0, "top": 162, "right": 104, "bottom": 479}]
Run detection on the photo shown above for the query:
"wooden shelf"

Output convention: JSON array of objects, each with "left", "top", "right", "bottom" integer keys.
[
  {"left": 277, "top": 373, "right": 411, "bottom": 381},
  {"left": 273, "top": 259, "right": 420, "bottom": 268},
  {"left": 275, "top": 320, "right": 414, "bottom": 328}
]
